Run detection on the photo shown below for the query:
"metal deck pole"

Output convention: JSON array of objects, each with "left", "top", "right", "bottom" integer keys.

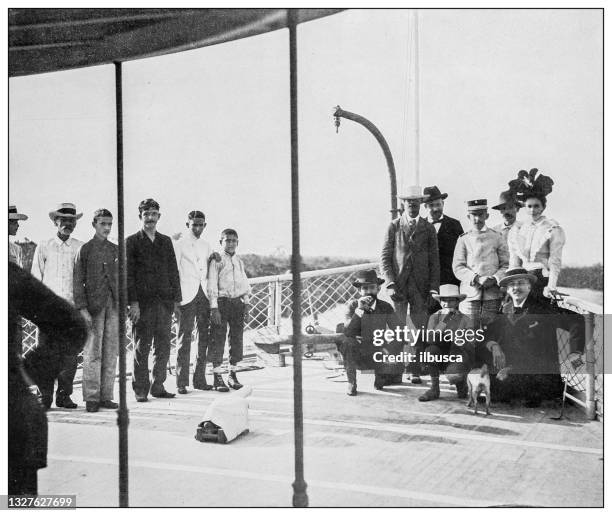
[
  {"left": 114, "top": 61, "right": 129, "bottom": 507},
  {"left": 288, "top": 9, "right": 308, "bottom": 508}
]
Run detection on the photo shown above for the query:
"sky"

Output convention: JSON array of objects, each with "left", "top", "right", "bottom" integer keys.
[{"left": 8, "top": 9, "right": 603, "bottom": 266}]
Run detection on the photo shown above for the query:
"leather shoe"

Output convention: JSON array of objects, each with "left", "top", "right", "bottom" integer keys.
[
  {"left": 135, "top": 394, "right": 148, "bottom": 402},
  {"left": 56, "top": 395, "right": 77, "bottom": 409},
  {"left": 213, "top": 373, "right": 230, "bottom": 392},
  {"left": 374, "top": 377, "right": 385, "bottom": 390},
  {"left": 410, "top": 374, "right": 422, "bottom": 384},
  {"left": 151, "top": 391, "right": 176, "bottom": 398},
  {"left": 177, "top": 387, "right": 188, "bottom": 395},
  {"left": 347, "top": 384, "right": 357, "bottom": 396},
  {"left": 100, "top": 400, "right": 118, "bottom": 409},
  {"left": 86, "top": 401, "right": 100, "bottom": 412},
  {"left": 228, "top": 371, "right": 243, "bottom": 390},
  {"left": 193, "top": 382, "right": 213, "bottom": 391}
]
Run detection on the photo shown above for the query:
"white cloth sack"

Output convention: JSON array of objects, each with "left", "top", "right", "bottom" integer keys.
[{"left": 202, "top": 385, "right": 253, "bottom": 442}]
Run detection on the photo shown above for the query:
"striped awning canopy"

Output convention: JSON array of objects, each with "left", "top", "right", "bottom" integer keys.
[{"left": 9, "top": 8, "right": 344, "bottom": 77}]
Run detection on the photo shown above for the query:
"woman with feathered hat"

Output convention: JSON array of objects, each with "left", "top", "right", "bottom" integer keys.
[{"left": 506, "top": 169, "right": 566, "bottom": 303}]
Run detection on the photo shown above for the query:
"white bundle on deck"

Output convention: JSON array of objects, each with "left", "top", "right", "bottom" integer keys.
[{"left": 202, "top": 385, "right": 253, "bottom": 442}]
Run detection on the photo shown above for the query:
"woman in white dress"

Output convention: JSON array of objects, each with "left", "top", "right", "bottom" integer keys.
[{"left": 507, "top": 169, "right": 565, "bottom": 303}]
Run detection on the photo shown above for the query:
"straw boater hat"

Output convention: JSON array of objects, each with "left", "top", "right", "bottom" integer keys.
[
  {"left": 398, "top": 185, "right": 428, "bottom": 201},
  {"left": 432, "top": 284, "right": 466, "bottom": 301},
  {"left": 48, "top": 202, "right": 83, "bottom": 221},
  {"left": 423, "top": 185, "right": 448, "bottom": 202},
  {"left": 352, "top": 269, "right": 385, "bottom": 288},
  {"left": 9, "top": 205, "right": 28, "bottom": 220},
  {"left": 466, "top": 199, "right": 488, "bottom": 212},
  {"left": 499, "top": 267, "right": 537, "bottom": 288}
]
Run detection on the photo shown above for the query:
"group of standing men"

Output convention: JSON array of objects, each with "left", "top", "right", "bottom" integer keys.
[
  {"left": 340, "top": 171, "right": 584, "bottom": 404},
  {"left": 10, "top": 198, "right": 250, "bottom": 413}
]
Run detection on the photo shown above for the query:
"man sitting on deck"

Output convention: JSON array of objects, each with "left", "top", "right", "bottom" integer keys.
[
  {"left": 482, "top": 268, "right": 585, "bottom": 407},
  {"left": 336, "top": 269, "right": 404, "bottom": 396}
]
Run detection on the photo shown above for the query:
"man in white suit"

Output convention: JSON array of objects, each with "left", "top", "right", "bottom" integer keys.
[{"left": 173, "top": 211, "right": 219, "bottom": 393}]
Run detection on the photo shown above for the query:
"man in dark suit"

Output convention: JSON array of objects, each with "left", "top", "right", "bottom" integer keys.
[
  {"left": 423, "top": 186, "right": 463, "bottom": 314},
  {"left": 381, "top": 185, "right": 440, "bottom": 383},
  {"left": 483, "top": 268, "right": 585, "bottom": 407},
  {"left": 10, "top": 262, "right": 88, "bottom": 494},
  {"left": 127, "top": 198, "right": 182, "bottom": 402},
  {"left": 338, "top": 269, "right": 404, "bottom": 395}
]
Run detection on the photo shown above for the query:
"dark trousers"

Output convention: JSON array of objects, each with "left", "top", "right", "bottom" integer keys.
[
  {"left": 337, "top": 336, "right": 386, "bottom": 388},
  {"left": 394, "top": 276, "right": 429, "bottom": 375},
  {"left": 26, "top": 347, "right": 77, "bottom": 404},
  {"left": 210, "top": 297, "right": 244, "bottom": 368},
  {"left": 176, "top": 287, "right": 210, "bottom": 387},
  {"left": 422, "top": 342, "right": 471, "bottom": 384},
  {"left": 132, "top": 300, "right": 172, "bottom": 396}
]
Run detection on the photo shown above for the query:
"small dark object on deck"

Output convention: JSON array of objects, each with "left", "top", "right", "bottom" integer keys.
[{"left": 195, "top": 421, "right": 249, "bottom": 444}]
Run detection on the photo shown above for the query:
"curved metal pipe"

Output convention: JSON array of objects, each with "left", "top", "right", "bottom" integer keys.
[{"left": 333, "top": 106, "right": 399, "bottom": 219}]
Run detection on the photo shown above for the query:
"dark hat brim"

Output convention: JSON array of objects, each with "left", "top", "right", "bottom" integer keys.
[
  {"left": 352, "top": 278, "right": 385, "bottom": 288},
  {"left": 491, "top": 201, "right": 522, "bottom": 210},
  {"left": 425, "top": 193, "right": 448, "bottom": 202}
]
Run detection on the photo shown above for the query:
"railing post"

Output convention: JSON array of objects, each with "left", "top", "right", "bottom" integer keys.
[
  {"left": 267, "top": 282, "right": 276, "bottom": 328},
  {"left": 584, "top": 312, "right": 596, "bottom": 420},
  {"left": 274, "top": 278, "right": 282, "bottom": 329}
]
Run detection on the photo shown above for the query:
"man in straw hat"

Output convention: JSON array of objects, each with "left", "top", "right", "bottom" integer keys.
[
  {"left": 381, "top": 185, "right": 440, "bottom": 384},
  {"left": 483, "top": 267, "right": 584, "bottom": 407},
  {"left": 9, "top": 204, "right": 28, "bottom": 267},
  {"left": 452, "top": 199, "right": 509, "bottom": 327},
  {"left": 30, "top": 202, "right": 84, "bottom": 409},
  {"left": 491, "top": 189, "right": 523, "bottom": 243},
  {"left": 418, "top": 284, "right": 475, "bottom": 402},
  {"left": 338, "top": 269, "right": 403, "bottom": 395}
]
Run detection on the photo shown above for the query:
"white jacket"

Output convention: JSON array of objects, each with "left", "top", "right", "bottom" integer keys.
[{"left": 173, "top": 232, "right": 213, "bottom": 306}]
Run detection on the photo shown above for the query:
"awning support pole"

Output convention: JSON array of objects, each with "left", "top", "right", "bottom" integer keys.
[
  {"left": 288, "top": 9, "right": 308, "bottom": 508},
  {"left": 114, "top": 61, "right": 130, "bottom": 508}
]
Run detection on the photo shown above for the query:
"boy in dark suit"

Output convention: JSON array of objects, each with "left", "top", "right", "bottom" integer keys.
[{"left": 73, "top": 209, "right": 119, "bottom": 412}]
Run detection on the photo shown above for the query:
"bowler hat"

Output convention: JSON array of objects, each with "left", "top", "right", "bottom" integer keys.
[
  {"left": 499, "top": 268, "right": 537, "bottom": 288},
  {"left": 423, "top": 185, "right": 448, "bottom": 202},
  {"left": 398, "top": 185, "right": 428, "bottom": 201},
  {"left": 432, "top": 284, "right": 467, "bottom": 301},
  {"left": 48, "top": 202, "right": 83, "bottom": 221},
  {"left": 492, "top": 190, "right": 522, "bottom": 210},
  {"left": 352, "top": 269, "right": 385, "bottom": 288},
  {"left": 9, "top": 205, "right": 28, "bottom": 221}
]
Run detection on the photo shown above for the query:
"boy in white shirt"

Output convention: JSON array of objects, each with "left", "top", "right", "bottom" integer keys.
[{"left": 208, "top": 229, "right": 251, "bottom": 392}]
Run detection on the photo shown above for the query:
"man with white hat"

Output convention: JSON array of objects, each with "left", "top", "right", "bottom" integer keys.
[
  {"left": 30, "top": 202, "right": 84, "bottom": 409},
  {"left": 9, "top": 205, "right": 28, "bottom": 267},
  {"left": 452, "top": 199, "right": 509, "bottom": 327},
  {"left": 418, "top": 284, "right": 473, "bottom": 401},
  {"left": 381, "top": 185, "right": 440, "bottom": 384}
]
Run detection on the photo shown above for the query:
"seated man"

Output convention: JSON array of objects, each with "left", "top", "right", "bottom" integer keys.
[
  {"left": 337, "top": 269, "right": 403, "bottom": 396},
  {"left": 418, "top": 284, "right": 473, "bottom": 402},
  {"left": 483, "top": 268, "right": 584, "bottom": 407}
]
